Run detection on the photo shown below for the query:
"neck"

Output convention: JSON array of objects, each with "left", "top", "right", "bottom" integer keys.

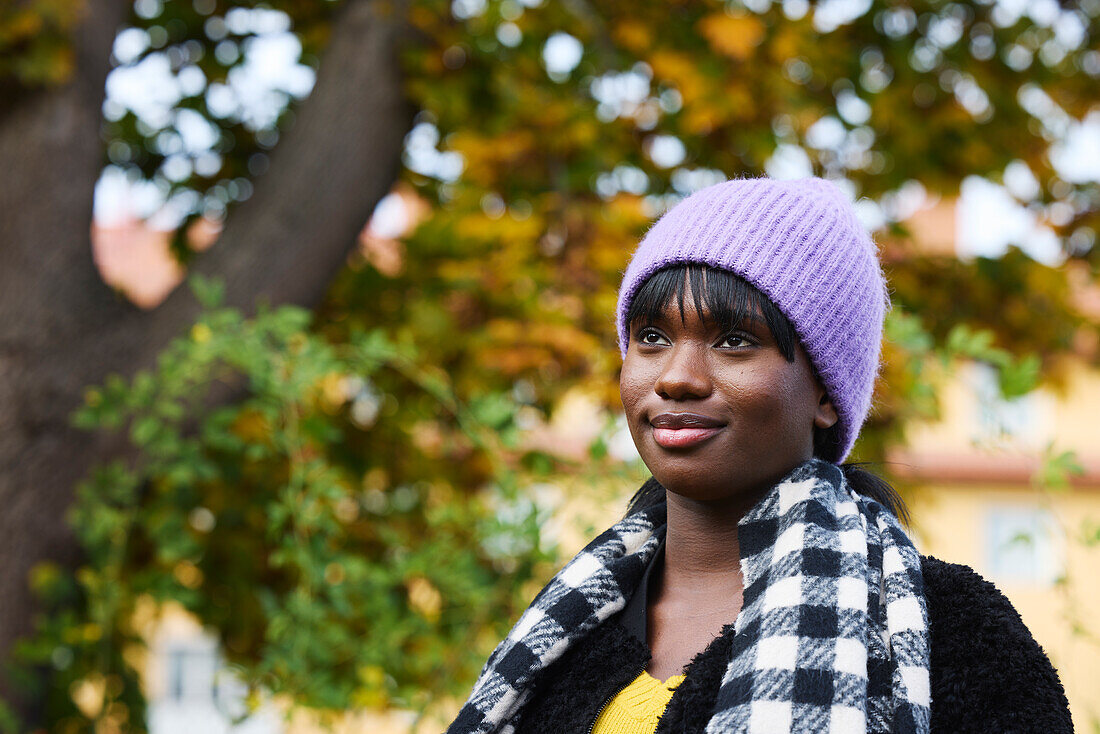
[{"left": 661, "top": 488, "right": 763, "bottom": 591}]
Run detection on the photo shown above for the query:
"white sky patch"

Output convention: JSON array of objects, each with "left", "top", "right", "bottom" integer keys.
[
  {"left": 836, "top": 90, "right": 871, "bottom": 125},
  {"left": 403, "top": 122, "right": 464, "bottom": 181},
  {"left": 175, "top": 108, "right": 219, "bottom": 153},
  {"left": 595, "top": 165, "right": 648, "bottom": 198},
  {"left": 589, "top": 67, "right": 651, "bottom": 121},
  {"left": 853, "top": 198, "right": 886, "bottom": 231},
  {"left": 1003, "top": 160, "right": 1040, "bottom": 200},
  {"left": 1050, "top": 111, "right": 1100, "bottom": 184},
  {"left": 95, "top": 166, "right": 169, "bottom": 224},
  {"left": 227, "top": 32, "right": 315, "bottom": 129},
  {"left": 646, "top": 135, "right": 686, "bottom": 168},
  {"left": 367, "top": 192, "right": 411, "bottom": 239},
  {"left": 112, "top": 27, "right": 150, "bottom": 64},
  {"left": 813, "top": 0, "right": 872, "bottom": 33},
  {"left": 103, "top": 9, "right": 314, "bottom": 134},
  {"left": 452, "top": 0, "right": 487, "bottom": 20},
  {"left": 782, "top": 0, "right": 810, "bottom": 20},
  {"left": 240, "top": 33, "right": 314, "bottom": 98},
  {"left": 878, "top": 180, "right": 929, "bottom": 222},
  {"left": 1026, "top": 0, "right": 1061, "bottom": 27},
  {"left": 205, "top": 83, "right": 238, "bottom": 119},
  {"left": 992, "top": 0, "right": 1030, "bottom": 27},
  {"left": 957, "top": 176, "right": 1063, "bottom": 265},
  {"left": 106, "top": 53, "right": 181, "bottom": 128},
  {"left": 670, "top": 167, "right": 726, "bottom": 195},
  {"left": 1053, "top": 11, "right": 1087, "bottom": 49},
  {"left": 806, "top": 116, "right": 846, "bottom": 150},
  {"left": 765, "top": 144, "right": 813, "bottom": 180},
  {"left": 177, "top": 65, "right": 206, "bottom": 97},
  {"left": 543, "top": 32, "right": 583, "bottom": 80},
  {"left": 225, "top": 6, "right": 290, "bottom": 34},
  {"left": 927, "top": 12, "right": 964, "bottom": 48},
  {"left": 96, "top": 8, "right": 315, "bottom": 225},
  {"left": 496, "top": 22, "right": 522, "bottom": 47}
]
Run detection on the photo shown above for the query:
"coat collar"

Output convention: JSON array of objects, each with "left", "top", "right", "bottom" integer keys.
[{"left": 620, "top": 534, "right": 664, "bottom": 645}]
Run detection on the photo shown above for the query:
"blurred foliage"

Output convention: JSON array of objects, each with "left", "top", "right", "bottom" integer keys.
[
  {"left": 6, "top": 278, "right": 558, "bottom": 731},
  {"left": 0, "top": 0, "right": 84, "bottom": 95},
  {"left": 5, "top": 0, "right": 1100, "bottom": 728},
  {"left": 1035, "top": 443, "right": 1086, "bottom": 491},
  {"left": 367, "top": 0, "right": 1100, "bottom": 457}
]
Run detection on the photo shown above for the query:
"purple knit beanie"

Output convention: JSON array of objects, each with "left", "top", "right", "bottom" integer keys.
[{"left": 615, "top": 177, "right": 888, "bottom": 463}]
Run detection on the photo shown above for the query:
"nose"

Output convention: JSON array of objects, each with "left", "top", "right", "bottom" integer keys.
[{"left": 653, "top": 343, "right": 712, "bottom": 400}]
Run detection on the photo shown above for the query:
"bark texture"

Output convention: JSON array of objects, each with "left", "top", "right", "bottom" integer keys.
[{"left": 0, "top": 0, "right": 412, "bottom": 705}]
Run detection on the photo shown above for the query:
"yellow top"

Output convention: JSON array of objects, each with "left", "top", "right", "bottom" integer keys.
[{"left": 591, "top": 670, "right": 687, "bottom": 734}]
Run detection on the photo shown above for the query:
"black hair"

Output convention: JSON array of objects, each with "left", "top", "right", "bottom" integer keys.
[
  {"left": 622, "top": 263, "right": 909, "bottom": 524},
  {"left": 624, "top": 264, "right": 797, "bottom": 363}
]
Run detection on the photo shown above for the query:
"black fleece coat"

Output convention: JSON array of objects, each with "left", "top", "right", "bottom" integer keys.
[{"left": 514, "top": 557, "right": 1072, "bottom": 733}]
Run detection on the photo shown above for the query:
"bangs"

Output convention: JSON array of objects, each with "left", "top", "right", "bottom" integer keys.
[{"left": 624, "top": 264, "right": 797, "bottom": 362}]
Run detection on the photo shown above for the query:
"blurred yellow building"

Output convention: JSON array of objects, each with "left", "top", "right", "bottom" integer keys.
[
  {"left": 874, "top": 195, "right": 1100, "bottom": 730},
  {"left": 894, "top": 358, "right": 1100, "bottom": 733}
]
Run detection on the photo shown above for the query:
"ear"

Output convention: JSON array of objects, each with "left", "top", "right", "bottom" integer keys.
[{"left": 813, "top": 389, "right": 839, "bottom": 430}]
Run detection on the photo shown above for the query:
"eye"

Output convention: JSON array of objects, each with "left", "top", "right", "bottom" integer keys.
[
  {"left": 717, "top": 332, "right": 753, "bottom": 349},
  {"left": 637, "top": 328, "right": 669, "bottom": 346}
]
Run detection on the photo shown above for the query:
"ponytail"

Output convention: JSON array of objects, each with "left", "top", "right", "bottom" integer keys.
[
  {"left": 819, "top": 423, "right": 911, "bottom": 525},
  {"left": 838, "top": 462, "right": 910, "bottom": 526}
]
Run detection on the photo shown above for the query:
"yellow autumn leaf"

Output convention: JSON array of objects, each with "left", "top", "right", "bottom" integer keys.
[
  {"left": 70, "top": 674, "right": 106, "bottom": 719},
  {"left": 317, "top": 371, "right": 348, "bottom": 411},
  {"left": 407, "top": 576, "right": 443, "bottom": 621},
  {"left": 648, "top": 50, "right": 708, "bottom": 104},
  {"left": 697, "top": 12, "right": 766, "bottom": 61},
  {"left": 684, "top": 104, "right": 727, "bottom": 136},
  {"left": 190, "top": 323, "right": 212, "bottom": 343},
  {"left": 231, "top": 408, "right": 271, "bottom": 443},
  {"left": 770, "top": 26, "right": 802, "bottom": 62},
  {"left": 725, "top": 81, "right": 756, "bottom": 120},
  {"left": 613, "top": 19, "right": 652, "bottom": 53},
  {"left": 450, "top": 130, "right": 535, "bottom": 172},
  {"left": 5, "top": 9, "right": 43, "bottom": 41}
]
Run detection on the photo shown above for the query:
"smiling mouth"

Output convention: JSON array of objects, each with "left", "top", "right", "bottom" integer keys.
[{"left": 649, "top": 413, "right": 725, "bottom": 449}]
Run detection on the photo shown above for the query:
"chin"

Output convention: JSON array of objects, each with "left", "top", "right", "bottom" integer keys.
[
  {"left": 641, "top": 445, "right": 809, "bottom": 507},
  {"left": 660, "top": 476, "right": 765, "bottom": 506}
]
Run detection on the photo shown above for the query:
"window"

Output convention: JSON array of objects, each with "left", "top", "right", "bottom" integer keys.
[
  {"left": 969, "top": 363, "right": 1045, "bottom": 447},
  {"left": 985, "top": 505, "right": 1062, "bottom": 585},
  {"left": 150, "top": 632, "right": 281, "bottom": 734},
  {"left": 165, "top": 643, "right": 218, "bottom": 703}
]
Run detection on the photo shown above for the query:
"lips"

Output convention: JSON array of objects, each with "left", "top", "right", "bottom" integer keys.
[{"left": 650, "top": 412, "right": 725, "bottom": 448}]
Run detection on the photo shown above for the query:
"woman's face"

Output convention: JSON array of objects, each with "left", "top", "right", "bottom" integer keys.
[{"left": 619, "top": 281, "right": 837, "bottom": 505}]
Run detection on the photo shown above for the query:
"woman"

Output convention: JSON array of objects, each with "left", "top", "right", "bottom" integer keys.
[{"left": 447, "top": 178, "right": 1072, "bottom": 733}]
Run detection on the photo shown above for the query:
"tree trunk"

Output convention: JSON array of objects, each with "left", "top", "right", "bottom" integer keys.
[{"left": 0, "top": 0, "right": 413, "bottom": 707}]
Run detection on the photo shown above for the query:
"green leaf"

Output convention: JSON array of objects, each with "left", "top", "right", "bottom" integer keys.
[
  {"left": 189, "top": 274, "right": 226, "bottom": 309},
  {"left": 998, "top": 354, "right": 1040, "bottom": 399},
  {"left": 884, "top": 310, "right": 933, "bottom": 354},
  {"left": 1035, "top": 446, "right": 1085, "bottom": 492}
]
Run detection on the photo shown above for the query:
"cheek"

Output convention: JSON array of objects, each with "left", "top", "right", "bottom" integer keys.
[
  {"left": 769, "top": 365, "right": 822, "bottom": 432},
  {"left": 618, "top": 355, "right": 652, "bottom": 414},
  {"left": 722, "top": 363, "right": 812, "bottom": 425}
]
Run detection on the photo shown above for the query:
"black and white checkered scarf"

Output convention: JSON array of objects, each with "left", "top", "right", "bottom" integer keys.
[{"left": 448, "top": 460, "right": 931, "bottom": 733}]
